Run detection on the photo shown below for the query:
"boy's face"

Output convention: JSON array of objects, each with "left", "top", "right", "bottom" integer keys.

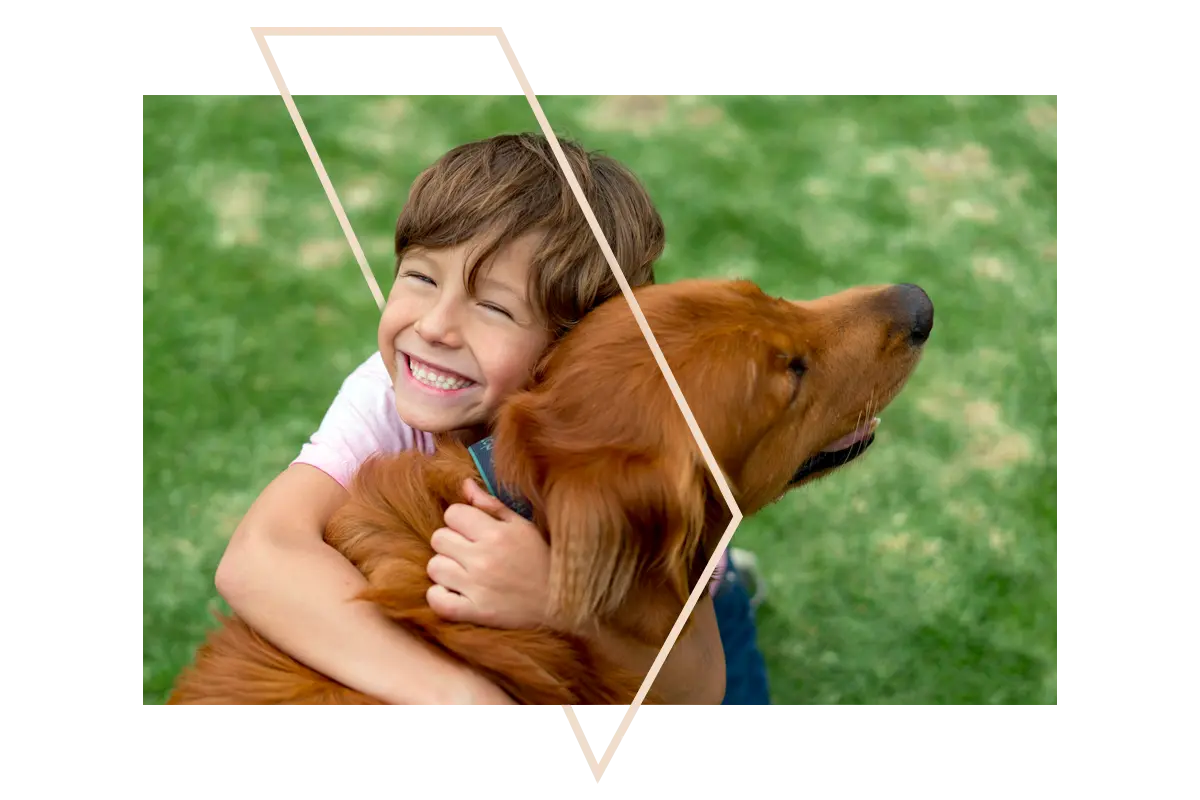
[{"left": 378, "top": 232, "right": 552, "bottom": 439}]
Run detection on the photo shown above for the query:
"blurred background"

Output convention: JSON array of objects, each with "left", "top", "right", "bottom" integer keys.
[{"left": 144, "top": 95, "right": 1057, "bottom": 704}]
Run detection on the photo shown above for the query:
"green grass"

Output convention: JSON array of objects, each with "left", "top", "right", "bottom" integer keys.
[{"left": 143, "top": 95, "right": 1057, "bottom": 705}]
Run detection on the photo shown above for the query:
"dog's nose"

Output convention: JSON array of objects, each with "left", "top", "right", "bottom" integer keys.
[{"left": 895, "top": 283, "right": 934, "bottom": 345}]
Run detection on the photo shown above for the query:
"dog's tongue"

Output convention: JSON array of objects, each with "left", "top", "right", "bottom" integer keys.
[{"left": 821, "top": 418, "right": 881, "bottom": 452}]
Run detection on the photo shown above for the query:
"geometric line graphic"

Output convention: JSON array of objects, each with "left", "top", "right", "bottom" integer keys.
[{"left": 251, "top": 26, "right": 745, "bottom": 783}]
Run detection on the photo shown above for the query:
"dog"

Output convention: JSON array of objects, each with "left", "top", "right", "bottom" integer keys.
[{"left": 168, "top": 278, "right": 934, "bottom": 704}]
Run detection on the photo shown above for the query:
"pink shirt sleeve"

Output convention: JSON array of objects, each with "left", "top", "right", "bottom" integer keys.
[{"left": 291, "top": 352, "right": 436, "bottom": 490}]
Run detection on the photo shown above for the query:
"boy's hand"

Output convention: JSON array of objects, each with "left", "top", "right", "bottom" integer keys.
[{"left": 426, "top": 479, "right": 552, "bottom": 630}]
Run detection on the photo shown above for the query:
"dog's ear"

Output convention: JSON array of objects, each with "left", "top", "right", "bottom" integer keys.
[
  {"left": 491, "top": 331, "right": 713, "bottom": 633},
  {"left": 538, "top": 447, "right": 707, "bottom": 633}
]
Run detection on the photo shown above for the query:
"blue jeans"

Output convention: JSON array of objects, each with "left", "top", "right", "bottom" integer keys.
[{"left": 712, "top": 561, "right": 771, "bottom": 704}]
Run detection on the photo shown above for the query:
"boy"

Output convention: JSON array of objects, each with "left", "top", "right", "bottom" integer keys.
[{"left": 214, "top": 132, "right": 765, "bottom": 704}]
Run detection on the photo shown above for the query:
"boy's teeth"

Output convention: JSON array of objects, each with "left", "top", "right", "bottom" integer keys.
[{"left": 409, "top": 358, "right": 473, "bottom": 390}]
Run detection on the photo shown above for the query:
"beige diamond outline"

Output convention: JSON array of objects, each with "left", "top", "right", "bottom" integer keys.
[{"left": 251, "top": 27, "right": 746, "bottom": 782}]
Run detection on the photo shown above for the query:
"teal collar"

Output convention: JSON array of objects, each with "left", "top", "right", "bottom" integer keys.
[{"left": 466, "top": 436, "right": 535, "bottom": 521}]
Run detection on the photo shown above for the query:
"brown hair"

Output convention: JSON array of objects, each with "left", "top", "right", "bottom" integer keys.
[{"left": 394, "top": 133, "right": 664, "bottom": 338}]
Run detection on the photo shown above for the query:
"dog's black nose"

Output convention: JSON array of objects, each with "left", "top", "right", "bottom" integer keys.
[{"left": 895, "top": 283, "right": 934, "bottom": 345}]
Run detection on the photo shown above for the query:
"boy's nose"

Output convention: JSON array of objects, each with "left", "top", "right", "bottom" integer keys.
[{"left": 415, "top": 304, "right": 464, "bottom": 347}]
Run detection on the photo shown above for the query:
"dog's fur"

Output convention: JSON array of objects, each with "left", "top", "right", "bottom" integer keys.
[{"left": 168, "top": 278, "right": 932, "bottom": 705}]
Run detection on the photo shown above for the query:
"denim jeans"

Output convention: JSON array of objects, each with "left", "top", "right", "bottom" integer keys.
[{"left": 712, "top": 560, "right": 772, "bottom": 704}]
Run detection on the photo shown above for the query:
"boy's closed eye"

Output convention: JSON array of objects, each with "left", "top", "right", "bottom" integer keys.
[
  {"left": 401, "top": 271, "right": 517, "bottom": 321},
  {"left": 400, "top": 271, "right": 436, "bottom": 286},
  {"left": 473, "top": 277, "right": 535, "bottom": 326},
  {"left": 477, "top": 301, "right": 515, "bottom": 321}
]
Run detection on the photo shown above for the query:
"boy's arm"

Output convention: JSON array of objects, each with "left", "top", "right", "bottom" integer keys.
[
  {"left": 584, "top": 593, "right": 726, "bottom": 705},
  {"left": 214, "top": 463, "right": 515, "bottom": 705}
]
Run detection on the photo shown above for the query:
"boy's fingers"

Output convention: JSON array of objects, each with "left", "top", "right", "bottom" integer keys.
[
  {"left": 426, "top": 552, "right": 470, "bottom": 593},
  {"left": 443, "top": 502, "right": 500, "bottom": 538},
  {"left": 426, "top": 584, "right": 480, "bottom": 623},
  {"left": 460, "top": 478, "right": 512, "bottom": 519},
  {"left": 429, "top": 526, "right": 472, "bottom": 559}
]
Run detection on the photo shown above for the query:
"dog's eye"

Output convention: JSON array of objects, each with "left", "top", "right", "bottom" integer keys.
[{"left": 788, "top": 357, "right": 808, "bottom": 377}]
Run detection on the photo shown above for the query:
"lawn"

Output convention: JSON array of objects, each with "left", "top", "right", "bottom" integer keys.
[{"left": 143, "top": 95, "right": 1057, "bottom": 705}]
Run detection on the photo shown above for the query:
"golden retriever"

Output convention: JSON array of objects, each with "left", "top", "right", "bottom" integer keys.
[{"left": 168, "top": 277, "right": 934, "bottom": 704}]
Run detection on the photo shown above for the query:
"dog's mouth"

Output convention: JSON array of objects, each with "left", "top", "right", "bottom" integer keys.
[{"left": 790, "top": 418, "right": 880, "bottom": 485}]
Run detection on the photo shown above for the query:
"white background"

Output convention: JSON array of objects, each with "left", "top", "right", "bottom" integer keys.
[{"left": 2, "top": 0, "right": 1197, "bottom": 796}]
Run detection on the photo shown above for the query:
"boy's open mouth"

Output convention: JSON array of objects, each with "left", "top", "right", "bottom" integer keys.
[
  {"left": 405, "top": 354, "right": 477, "bottom": 392},
  {"left": 789, "top": 417, "right": 879, "bottom": 485}
]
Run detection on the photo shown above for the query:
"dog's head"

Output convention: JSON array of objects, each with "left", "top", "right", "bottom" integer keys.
[{"left": 493, "top": 278, "right": 933, "bottom": 632}]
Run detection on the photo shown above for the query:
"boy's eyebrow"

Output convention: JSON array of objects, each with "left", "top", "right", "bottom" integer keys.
[
  {"left": 475, "top": 275, "right": 529, "bottom": 304},
  {"left": 402, "top": 251, "right": 438, "bottom": 268}
]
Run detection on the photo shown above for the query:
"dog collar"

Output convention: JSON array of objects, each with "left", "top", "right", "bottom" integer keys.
[{"left": 466, "top": 436, "right": 535, "bottom": 521}]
